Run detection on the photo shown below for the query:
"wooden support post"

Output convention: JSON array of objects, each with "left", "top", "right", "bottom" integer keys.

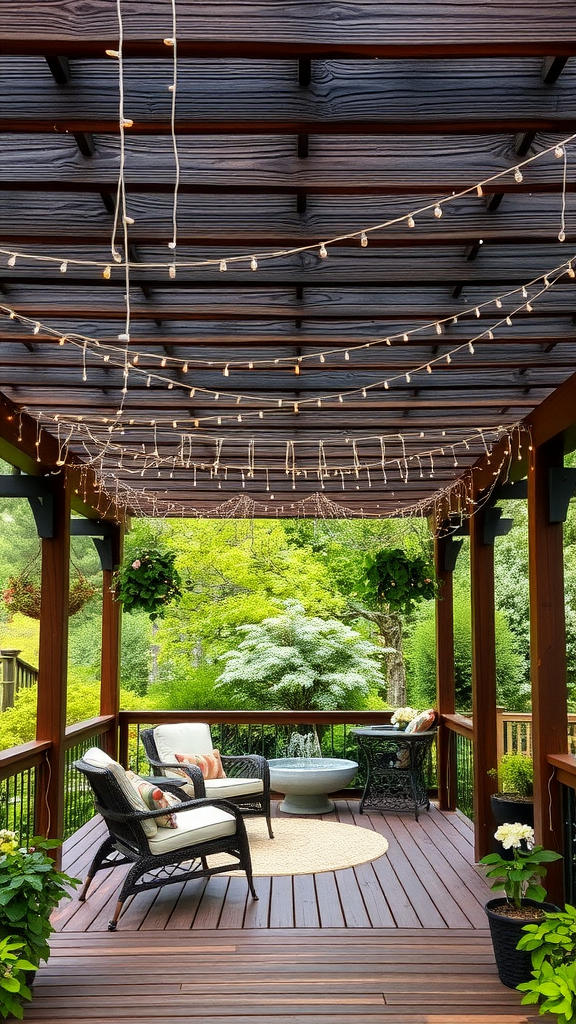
[
  {"left": 469, "top": 508, "right": 499, "bottom": 862},
  {"left": 528, "top": 437, "right": 567, "bottom": 904},
  {"left": 35, "top": 472, "right": 71, "bottom": 858},
  {"left": 100, "top": 523, "right": 124, "bottom": 759},
  {"left": 434, "top": 535, "right": 457, "bottom": 810}
]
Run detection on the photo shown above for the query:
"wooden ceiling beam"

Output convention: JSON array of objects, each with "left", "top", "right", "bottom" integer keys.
[{"left": 4, "top": 2, "right": 576, "bottom": 60}]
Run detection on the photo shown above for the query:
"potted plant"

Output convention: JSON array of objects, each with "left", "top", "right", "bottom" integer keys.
[
  {"left": 490, "top": 752, "right": 534, "bottom": 835},
  {"left": 0, "top": 936, "right": 37, "bottom": 1021},
  {"left": 516, "top": 903, "right": 576, "bottom": 1022},
  {"left": 480, "top": 822, "right": 561, "bottom": 989},
  {"left": 0, "top": 830, "right": 79, "bottom": 973},
  {"left": 113, "top": 548, "right": 182, "bottom": 620},
  {"left": 2, "top": 571, "right": 96, "bottom": 619}
]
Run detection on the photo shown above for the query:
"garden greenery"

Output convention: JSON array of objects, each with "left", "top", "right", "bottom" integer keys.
[{"left": 363, "top": 548, "right": 436, "bottom": 615}]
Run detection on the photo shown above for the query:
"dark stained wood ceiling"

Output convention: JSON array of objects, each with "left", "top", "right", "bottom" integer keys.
[{"left": 1, "top": 2, "right": 575, "bottom": 517}]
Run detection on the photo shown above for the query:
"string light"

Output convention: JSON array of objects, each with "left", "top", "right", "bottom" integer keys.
[
  {"left": 434, "top": 205, "right": 443, "bottom": 219},
  {"left": 514, "top": 167, "right": 523, "bottom": 183},
  {"left": 319, "top": 243, "right": 328, "bottom": 258},
  {"left": 250, "top": 257, "right": 258, "bottom": 271},
  {"left": 407, "top": 215, "right": 415, "bottom": 228},
  {"left": 360, "top": 232, "right": 368, "bottom": 247}
]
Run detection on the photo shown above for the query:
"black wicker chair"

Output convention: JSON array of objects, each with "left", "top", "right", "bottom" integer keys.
[
  {"left": 74, "top": 755, "right": 258, "bottom": 930},
  {"left": 141, "top": 723, "right": 274, "bottom": 838}
]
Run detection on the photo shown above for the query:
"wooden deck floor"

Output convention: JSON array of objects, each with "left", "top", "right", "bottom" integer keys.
[{"left": 25, "top": 801, "right": 546, "bottom": 1023}]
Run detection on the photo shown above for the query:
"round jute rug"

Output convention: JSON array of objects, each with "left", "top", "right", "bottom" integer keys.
[{"left": 214, "top": 817, "right": 389, "bottom": 876}]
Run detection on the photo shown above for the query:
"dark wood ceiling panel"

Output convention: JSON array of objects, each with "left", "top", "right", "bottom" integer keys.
[{"left": 1, "top": 7, "right": 576, "bottom": 516}]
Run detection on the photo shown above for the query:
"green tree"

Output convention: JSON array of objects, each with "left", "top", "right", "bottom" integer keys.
[
  {"left": 405, "top": 594, "right": 527, "bottom": 712},
  {"left": 216, "top": 599, "right": 385, "bottom": 711}
]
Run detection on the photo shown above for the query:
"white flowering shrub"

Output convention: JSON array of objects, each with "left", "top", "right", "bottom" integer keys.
[{"left": 216, "top": 599, "right": 385, "bottom": 711}]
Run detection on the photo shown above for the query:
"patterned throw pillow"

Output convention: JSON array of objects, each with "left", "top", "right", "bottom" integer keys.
[
  {"left": 405, "top": 709, "right": 436, "bottom": 733},
  {"left": 175, "top": 749, "right": 226, "bottom": 780},
  {"left": 126, "top": 771, "right": 180, "bottom": 827}
]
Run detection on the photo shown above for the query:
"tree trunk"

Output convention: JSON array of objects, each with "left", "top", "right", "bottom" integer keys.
[{"left": 381, "top": 613, "right": 406, "bottom": 706}]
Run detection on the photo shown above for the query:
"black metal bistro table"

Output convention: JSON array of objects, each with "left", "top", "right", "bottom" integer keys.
[{"left": 350, "top": 727, "right": 437, "bottom": 820}]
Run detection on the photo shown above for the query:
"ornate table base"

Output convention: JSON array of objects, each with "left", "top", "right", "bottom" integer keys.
[{"left": 350, "top": 728, "right": 436, "bottom": 821}]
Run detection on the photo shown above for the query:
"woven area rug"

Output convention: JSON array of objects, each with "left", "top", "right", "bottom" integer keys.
[{"left": 213, "top": 817, "right": 389, "bottom": 876}]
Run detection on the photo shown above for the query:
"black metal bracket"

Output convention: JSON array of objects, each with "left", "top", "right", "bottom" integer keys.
[
  {"left": 70, "top": 519, "right": 117, "bottom": 571},
  {"left": 549, "top": 467, "right": 576, "bottom": 524},
  {"left": 482, "top": 507, "right": 514, "bottom": 545},
  {"left": 442, "top": 536, "right": 464, "bottom": 572},
  {"left": 0, "top": 475, "right": 55, "bottom": 538}
]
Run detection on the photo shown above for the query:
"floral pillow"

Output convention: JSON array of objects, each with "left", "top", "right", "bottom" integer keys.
[
  {"left": 405, "top": 709, "right": 436, "bottom": 733},
  {"left": 126, "top": 771, "right": 180, "bottom": 827},
  {"left": 175, "top": 750, "right": 226, "bottom": 780}
]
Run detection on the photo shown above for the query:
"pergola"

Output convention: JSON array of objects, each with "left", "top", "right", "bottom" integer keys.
[{"left": 1, "top": 0, "right": 576, "bottom": 910}]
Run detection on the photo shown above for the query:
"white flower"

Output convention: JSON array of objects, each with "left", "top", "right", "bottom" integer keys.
[
  {"left": 391, "top": 706, "right": 419, "bottom": 726},
  {"left": 494, "top": 822, "right": 535, "bottom": 850}
]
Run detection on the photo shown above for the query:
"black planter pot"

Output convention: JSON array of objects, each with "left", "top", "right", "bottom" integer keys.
[
  {"left": 485, "top": 897, "right": 558, "bottom": 989},
  {"left": 490, "top": 794, "right": 534, "bottom": 859}
]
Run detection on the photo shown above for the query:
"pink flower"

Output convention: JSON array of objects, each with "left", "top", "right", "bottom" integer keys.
[{"left": 131, "top": 559, "right": 141, "bottom": 570}]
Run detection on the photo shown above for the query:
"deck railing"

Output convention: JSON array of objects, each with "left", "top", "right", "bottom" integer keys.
[
  {"left": 119, "top": 709, "right": 397, "bottom": 787},
  {"left": 0, "top": 649, "right": 38, "bottom": 712}
]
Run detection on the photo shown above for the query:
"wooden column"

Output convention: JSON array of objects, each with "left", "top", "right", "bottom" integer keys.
[
  {"left": 528, "top": 437, "right": 567, "bottom": 904},
  {"left": 35, "top": 471, "right": 71, "bottom": 853},
  {"left": 100, "top": 523, "right": 124, "bottom": 759},
  {"left": 469, "top": 508, "right": 498, "bottom": 862},
  {"left": 435, "top": 535, "right": 457, "bottom": 811}
]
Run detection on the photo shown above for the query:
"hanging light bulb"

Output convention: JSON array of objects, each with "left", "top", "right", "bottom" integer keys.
[
  {"left": 468, "top": 342, "right": 475, "bottom": 354},
  {"left": 568, "top": 262, "right": 575, "bottom": 279},
  {"left": 514, "top": 167, "right": 523, "bottom": 183},
  {"left": 360, "top": 232, "right": 368, "bottom": 247},
  {"left": 7, "top": 254, "right": 16, "bottom": 267},
  {"left": 495, "top": 297, "right": 502, "bottom": 309},
  {"left": 434, "top": 204, "right": 443, "bottom": 219},
  {"left": 555, "top": 145, "right": 565, "bottom": 159},
  {"left": 168, "top": 264, "right": 176, "bottom": 279},
  {"left": 219, "top": 259, "right": 227, "bottom": 272},
  {"left": 319, "top": 243, "right": 328, "bottom": 258},
  {"left": 250, "top": 257, "right": 258, "bottom": 271},
  {"left": 476, "top": 184, "right": 484, "bottom": 197},
  {"left": 407, "top": 214, "right": 415, "bottom": 228},
  {"left": 558, "top": 229, "right": 566, "bottom": 242},
  {"left": 60, "top": 261, "right": 68, "bottom": 273},
  {"left": 102, "top": 265, "right": 111, "bottom": 279}
]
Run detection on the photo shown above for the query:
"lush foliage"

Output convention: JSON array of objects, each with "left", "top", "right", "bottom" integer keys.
[
  {"left": 363, "top": 548, "right": 436, "bottom": 615},
  {"left": 517, "top": 906, "right": 576, "bottom": 1024},
  {"left": 114, "top": 549, "right": 181, "bottom": 620},
  {"left": 493, "top": 752, "right": 533, "bottom": 798},
  {"left": 405, "top": 594, "right": 526, "bottom": 712},
  {"left": 216, "top": 599, "right": 385, "bottom": 711},
  {"left": 0, "top": 935, "right": 37, "bottom": 1021},
  {"left": 0, "top": 831, "right": 79, "bottom": 966},
  {"left": 480, "top": 823, "right": 561, "bottom": 910}
]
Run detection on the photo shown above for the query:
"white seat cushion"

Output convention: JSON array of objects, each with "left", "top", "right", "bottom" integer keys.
[
  {"left": 83, "top": 746, "right": 157, "bottom": 836},
  {"left": 147, "top": 804, "right": 236, "bottom": 855},
  {"left": 205, "top": 777, "right": 264, "bottom": 798}
]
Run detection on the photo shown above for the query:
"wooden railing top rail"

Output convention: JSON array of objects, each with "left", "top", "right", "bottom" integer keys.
[
  {"left": 500, "top": 712, "right": 576, "bottom": 722},
  {"left": 0, "top": 739, "right": 50, "bottom": 782},
  {"left": 118, "top": 710, "right": 394, "bottom": 726},
  {"left": 442, "top": 713, "right": 474, "bottom": 740},
  {"left": 64, "top": 715, "right": 116, "bottom": 749},
  {"left": 547, "top": 752, "right": 576, "bottom": 790}
]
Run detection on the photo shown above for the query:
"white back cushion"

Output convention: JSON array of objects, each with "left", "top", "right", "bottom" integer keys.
[
  {"left": 83, "top": 746, "right": 157, "bottom": 836},
  {"left": 154, "top": 723, "right": 214, "bottom": 761}
]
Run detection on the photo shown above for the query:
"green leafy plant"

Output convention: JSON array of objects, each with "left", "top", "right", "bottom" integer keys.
[
  {"left": 0, "top": 935, "right": 37, "bottom": 1021},
  {"left": 363, "top": 548, "right": 436, "bottom": 615},
  {"left": 480, "top": 823, "right": 561, "bottom": 910},
  {"left": 515, "top": 904, "right": 576, "bottom": 1020},
  {"left": 492, "top": 752, "right": 533, "bottom": 798},
  {"left": 518, "top": 953, "right": 576, "bottom": 1023},
  {"left": 0, "top": 830, "right": 80, "bottom": 967},
  {"left": 113, "top": 548, "right": 182, "bottom": 620}
]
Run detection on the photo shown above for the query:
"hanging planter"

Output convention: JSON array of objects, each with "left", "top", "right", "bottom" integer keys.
[
  {"left": 113, "top": 549, "right": 182, "bottom": 620},
  {"left": 2, "top": 571, "right": 96, "bottom": 620}
]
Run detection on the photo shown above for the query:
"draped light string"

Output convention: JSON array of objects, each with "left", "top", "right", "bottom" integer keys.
[
  {"left": 62, "top": 423, "right": 526, "bottom": 528},
  {"left": 165, "top": 0, "right": 180, "bottom": 256},
  {"left": 34, "top": 415, "right": 522, "bottom": 493},
  {"left": 1, "top": 133, "right": 574, "bottom": 277},
  {"left": 2, "top": 254, "right": 575, "bottom": 408}
]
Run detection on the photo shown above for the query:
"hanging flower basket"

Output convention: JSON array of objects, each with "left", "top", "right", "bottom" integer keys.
[
  {"left": 2, "top": 572, "right": 96, "bottom": 620},
  {"left": 113, "top": 549, "right": 181, "bottom": 620}
]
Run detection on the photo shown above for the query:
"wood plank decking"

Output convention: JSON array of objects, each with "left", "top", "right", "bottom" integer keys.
[{"left": 25, "top": 801, "right": 546, "bottom": 1023}]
